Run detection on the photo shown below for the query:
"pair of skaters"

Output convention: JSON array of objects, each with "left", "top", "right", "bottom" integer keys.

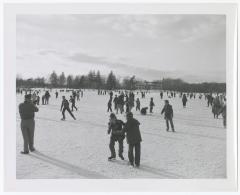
[
  {"left": 107, "top": 112, "right": 142, "bottom": 167},
  {"left": 107, "top": 100, "right": 175, "bottom": 166}
]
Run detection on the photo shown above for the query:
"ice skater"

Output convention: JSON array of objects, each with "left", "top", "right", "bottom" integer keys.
[
  {"left": 140, "top": 107, "right": 148, "bottom": 115},
  {"left": 45, "top": 91, "right": 51, "bottom": 104},
  {"left": 122, "top": 112, "right": 142, "bottom": 167},
  {"left": 69, "top": 95, "right": 78, "bottom": 111},
  {"left": 76, "top": 91, "right": 80, "bottom": 101},
  {"left": 219, "top": 101, "right": 226, "bottom": 128},
  {"left": 60, "top": 96, "right": 76, "bottom": 120},
  {"left": 42, "top": 94, "right": 45, "bottom": 105},
  {"left": 107, "top": 113, "right": 125, "bottom": 161},
  {"left": 107, "top": 98, "right": 113, "bottom": 112},
  {"left": 160, "top": 91, "right": 163, "bottom": 99},
  {"left": 212, "top": 96, "right": 221, "bottom": 119},
  {"left": 55, "top": 91, "right": 58, "bottom": 99},
  {"left": 136, "top": 98, "right": 140, "bottom": 111},
  {"left": 207, "top": 94, "right": 213, "bottom": 107},
  {"left": 117, "top": 94, "right": 124, "bottom": 114},
  {"left": 19, "top": 94, "right": 39, "bottom": 154},
  {"left": 149, "top": 97, "right": 155, "bottom": 113},
  {"left": 182, "top": 94, "right": 187, "bottom": 108},
  {"left": 161, "top": 100, "right": 175, "bottom": 132},
  {"left": 113, "top": 95, "right": 118, "bottom": 111}
]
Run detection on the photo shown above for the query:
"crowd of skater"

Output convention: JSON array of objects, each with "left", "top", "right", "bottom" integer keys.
[{"left": 17, "top": 87, "right": 226, "bottom": 168}]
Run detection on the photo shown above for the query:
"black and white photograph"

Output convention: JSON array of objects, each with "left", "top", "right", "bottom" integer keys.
[
  {"left": 16, "top": 13, "right": 227, "bottom": 179},
  {"left": 2, "top": 2, "right": 238, "bottom": 192}
]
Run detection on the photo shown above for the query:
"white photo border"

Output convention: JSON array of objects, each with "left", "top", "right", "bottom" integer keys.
[{"left": 3, "top": 3, "right": 238, "bottom": 192}]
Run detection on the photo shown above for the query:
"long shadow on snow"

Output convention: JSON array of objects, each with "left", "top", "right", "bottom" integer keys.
[
  {"left": 29, "top": 151, "right": 109, "bottom": 179},
  {"left": 113, "top": 160, "right": 182, "bottom": 179},
  {"left": 21, "top": 116, "right": 106, "bottom": 128}
]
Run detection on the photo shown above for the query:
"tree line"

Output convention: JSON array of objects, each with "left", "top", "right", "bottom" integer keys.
[{"left": 16, "top": 70, "right": 226, "bottom": 93}]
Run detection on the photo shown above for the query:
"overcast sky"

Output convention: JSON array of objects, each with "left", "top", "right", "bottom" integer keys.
[{"left": 16, "top": 14, "right": 226, "bottom": 83}]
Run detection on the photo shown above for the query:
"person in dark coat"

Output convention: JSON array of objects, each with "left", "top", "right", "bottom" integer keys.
[
  {"left": 160, "top": 91, "right": 163, "bottom": 99},
  {"left": 107, "top": 98, "right": 113, "bottom": 112},
  {"left": 60, "top": 96, "right": 76, "bottom": 120},
  {"left": 149, "top": 97, "right": 155, "bottom": 113},
  {"left": 136, "top": 98, "right": 140, "bottom": 111},
  {"left": 69, "top": 95, "right": 78, "bottom": 111},
  {"left": 45, "top": 91, "right": 51, "bottom": 104},
  {"left": 117, "top": 94, "right": 124, "bottom": 114},
  {"left": 161, "top": 100, "right": 175, "bottom": 132},
  {"left": 42, "top": 94, "right": 45, "bottom": 105},
  {"left": 113, "top": 95, "right": 118, "bottom": 111},
  {"left": 140, "top": 107, "right": 148, "bottom": 115},
  {"left": 212, "top": 96, "right": 221, "bottom": 119},
  {"left": 207, "top": 93, "right": 214, "bottom": 107},
  {"left": 219, "top": 102, "right": 226, "bottom": 128},
  {"left": 55, "top": 91, "right": 58, "bottom": 99},
  {"left": 19, "top": 94, "right": 39, "bottom": 154},
  {"left": 182, "top": 94, "right": 187, "bottom": 108},
  {"left": 122, "top": 112, "right": 142, "bottom": 167},
  {"left": 107, "top": 113, "right": 125, "bottom": 160}
]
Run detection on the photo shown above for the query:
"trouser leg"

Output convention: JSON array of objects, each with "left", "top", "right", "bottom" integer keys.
[
  {"left": 21, "top": 121, "right": 30, "bottom": 152},
  {"left": 109, "top": 137, "right": 116, "bottom": 157},
  {"left": 169, "top": 118, "right": 174, "bottom": 131},
  {"left": 135, "top": 143, "right": 141, "bottom": 166},
  {"left": 128, "top": 144, "right": 134, "bottom": 165},
  {"left": 62, "top": 108, "right": 66, "bottom": 119},
  {"left": 166, "top": 119, "right": 169, "bottom": 130},
  {"left": 28, "top": 120, "right": 35, "bottom": 150},
  {"left": 118, "top": 139, "right": 123, "bottom": 156},
  {"left": 66, "top": 107, "right": 75, "bottom": 119},
  {"left": 116, "top": 105, "right": 119, "bottom": 114}
]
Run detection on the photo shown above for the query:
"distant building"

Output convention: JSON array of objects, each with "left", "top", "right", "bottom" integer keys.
[{"left": 136, "top": 80, "right": 163, "bottom": 90}]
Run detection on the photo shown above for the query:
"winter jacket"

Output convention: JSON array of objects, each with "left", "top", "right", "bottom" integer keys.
[{"left": 123, "top": 118, "right": 142, "bottom": 144}]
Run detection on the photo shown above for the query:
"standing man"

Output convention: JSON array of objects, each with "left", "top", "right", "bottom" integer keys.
[
  {"left": 136, "top": 98, "right": 140, "bottom": 111},
  {"left": 123, "top": 112, "right": 142, "bottom": 167},
  {"left": 161, "top": 100, "right": 175, "bottom": 132},
  {"left": 107, "top": 113, "right": 125, "bottom": 160},
  {"left": 55, "top": 91, "right": 58, "bottom": 99},
  {"left": 60, "top": 96, "right": 76, "bottom": 120},
  {"left": 149, "top": 97, "right": 155, "bottom": 113},
  {"left": 45, "top": 91, "right": 51, "bottom": 104},
  {"left": 160, "top": 91, "right": 163, "bottom": 99},
  {"left": 19, "top": 94, "right": 39, "bottom": 154},
  {"left": 182, "top": 94, "right": 187, "bottom": 108}
]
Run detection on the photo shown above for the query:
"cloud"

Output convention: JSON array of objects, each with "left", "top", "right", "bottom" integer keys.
[{"left": 16, "top": 15, "right": 226, "bottom": 83}]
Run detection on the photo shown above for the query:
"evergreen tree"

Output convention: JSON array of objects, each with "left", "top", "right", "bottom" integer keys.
[
  {"left": 59, "top": 72, "right": 66, "bottom": 87},
  {"left": 49, "top": 71, "right": 58, "bottom": 87},
  {"left": 67, "top": 75, "right": 73, "bottom": 88},
  {"left": 106, "top": 71, "right": 117, "bottom": 90}
]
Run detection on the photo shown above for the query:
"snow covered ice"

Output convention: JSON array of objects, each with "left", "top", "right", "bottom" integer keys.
[{"left": 16, "top": 90, "right": 226, "bottom": 179}]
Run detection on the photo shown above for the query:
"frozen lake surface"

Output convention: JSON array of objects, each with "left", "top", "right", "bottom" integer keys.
[{"left": 16, "top": 90, "right": 226, "bottom": 179}]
